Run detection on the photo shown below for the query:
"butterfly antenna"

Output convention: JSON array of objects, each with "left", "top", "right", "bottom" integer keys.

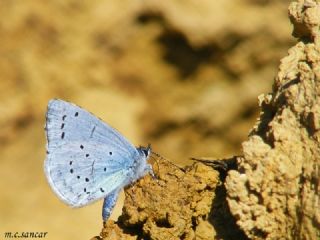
[
  {"left": 190, "top": 156, "right": 237, "bottom": 172},
  {"left": 151, "top": 151, "right": 184, "bottom": 171}
]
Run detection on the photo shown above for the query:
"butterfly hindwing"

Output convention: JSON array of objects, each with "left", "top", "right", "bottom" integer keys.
[{"left": 45, "top": 141, "right": 134, "bottom": 207}]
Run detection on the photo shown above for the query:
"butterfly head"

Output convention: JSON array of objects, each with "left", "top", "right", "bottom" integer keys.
[
  {"left": 135, "top": 144, "right": 153, "bottom": 177},
  {"left": 137, "top": 143, "right": 152, "bottom": 158}
]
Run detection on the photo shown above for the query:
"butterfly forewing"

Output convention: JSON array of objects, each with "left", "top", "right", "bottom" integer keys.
[{"left": 46, "top": 99, "right": 137, "bottom": 154}]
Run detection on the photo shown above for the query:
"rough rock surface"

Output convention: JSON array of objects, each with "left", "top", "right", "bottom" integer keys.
[
  {"left": 225, "top": 1, "right": 320, "bottom": 239},
  {"left": 97, "top": 161, "right": 219, "bottom": 240}
]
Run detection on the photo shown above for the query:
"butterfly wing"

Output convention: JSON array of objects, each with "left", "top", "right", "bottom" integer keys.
[
  {"left": 44, "top": 99, "right": 140, "bottom": 207},
  {"left": 45, "top": 141, "right": 133, "bottom": 207},
  {"left": 45, "top": 99, "right": 137, "bottom": 155}
]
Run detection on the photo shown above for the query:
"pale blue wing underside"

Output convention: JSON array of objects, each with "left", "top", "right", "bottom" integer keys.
[
  {"left": 44, "top": 99, "right": 141, "bottom": 207},
  {"left": 45, "top": 99, "right": 138, "bottom": 157},
  {"left": 45, "top": 141, "right": 131, "bottom": 207}
]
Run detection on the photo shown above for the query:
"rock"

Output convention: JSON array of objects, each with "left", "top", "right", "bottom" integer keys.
[
  {"left": 98, "top": 160, "right": 219, "bottom": 239},
  {"left": 226, "top": 1, "right": 320, "bottom": 239}
]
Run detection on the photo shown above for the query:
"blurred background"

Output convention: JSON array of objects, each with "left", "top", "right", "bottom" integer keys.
[{"left": 0, "top": 0, "right": 293, "bottom": 239}]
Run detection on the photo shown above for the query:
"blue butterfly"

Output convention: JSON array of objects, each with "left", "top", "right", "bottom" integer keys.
[{"left": 44, "top": 99, "right": 153, "bottom": 220}]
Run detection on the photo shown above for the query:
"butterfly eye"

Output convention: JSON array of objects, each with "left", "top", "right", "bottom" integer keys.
[{"left": 142, "top": 149, "right": 149, "bottom": 157}]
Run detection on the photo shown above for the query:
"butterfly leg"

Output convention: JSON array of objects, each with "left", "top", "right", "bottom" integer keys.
[
  {"left": 102, "top": 189, "right": 120, "bottom": 221},
  {"left": 144, "top": 163, "right": 156, "bottom": 179}
]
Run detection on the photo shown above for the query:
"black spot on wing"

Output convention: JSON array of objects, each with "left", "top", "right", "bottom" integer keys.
[
  {"left": 61, "top": 132, "right": 65, "bottom": 139},
  {"left": 83, "top": 188, "right": 90, "bottom": 194}
]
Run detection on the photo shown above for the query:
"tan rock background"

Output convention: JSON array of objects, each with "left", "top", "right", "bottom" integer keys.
[
  {"left": 0, "top": 0, "right": 299, "bottom": 239},
  {"left": 225, "top": 1, "right": 320, "bottom": 239}
]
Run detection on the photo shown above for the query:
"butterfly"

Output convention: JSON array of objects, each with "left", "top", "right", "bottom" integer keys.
[{"left": 44, "top": 99, "right": 153, "bottom": 220}]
